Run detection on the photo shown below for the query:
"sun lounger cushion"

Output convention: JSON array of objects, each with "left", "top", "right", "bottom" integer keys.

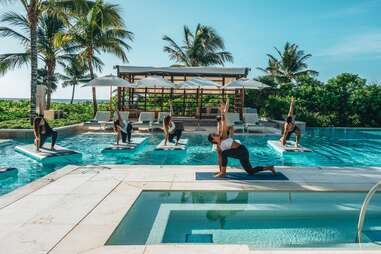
[{"left": 93, "top": 111, "right": 112, "bottom": 122}]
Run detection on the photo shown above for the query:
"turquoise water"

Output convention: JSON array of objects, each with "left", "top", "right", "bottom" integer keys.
[
  {"left": 106, "top": 191, "right": 381, "bottom": 248},
  {"left": 1, "top": 128, "right": 381, "bottom": 195}
]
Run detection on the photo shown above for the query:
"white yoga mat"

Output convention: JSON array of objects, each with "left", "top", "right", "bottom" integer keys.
[
  {"left": 267, "top": 140, "right": 312, "bottom": 154},
  {"left": 102, "top": 137, "right": 147, "bottom": 152},
  {"left": 15, "top": 144, "right": 81, "bottom": 162},
  {"left": 156, "top": 139, "right": 188, "bottom": 150}
]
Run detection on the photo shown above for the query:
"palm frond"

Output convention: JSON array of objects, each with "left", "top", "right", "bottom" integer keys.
[{"left": 0, "top": 52, "right": 30, "bottom": 75}]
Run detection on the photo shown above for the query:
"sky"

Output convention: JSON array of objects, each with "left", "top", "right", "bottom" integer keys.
[{"left": 0, "top": 0, "right": 380, "bottom": 100}]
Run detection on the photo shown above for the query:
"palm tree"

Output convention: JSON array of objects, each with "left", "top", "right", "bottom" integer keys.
[
  {"left": 60, "top": 56, "right": 90, "bottom": 104},
  {"left": 257, "top": 42, "right": 318, "bottom": 85},
  {"left": 56, "top": 0, "right": 133, "bottom": 115},
  {"left": 0, "top": 0, "right": 79, "bottom": 121},
  {"left": 163, "top": 24, "right": 233, "bottom": 66},
  {"left": 37, "top": 67, "right": 58, "bottom": 92},
  {"left": 0, "top": 13, "right": 74, "bottom": 109}
]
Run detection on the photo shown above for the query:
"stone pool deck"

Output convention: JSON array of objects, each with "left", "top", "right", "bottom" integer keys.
[{"left": 1, "top": 165, "right": 381, "bottom": 254}]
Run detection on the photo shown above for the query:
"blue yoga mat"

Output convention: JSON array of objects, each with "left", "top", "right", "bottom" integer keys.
[{"left": 195, "top": 172, "right": 288, "bottom": 181}]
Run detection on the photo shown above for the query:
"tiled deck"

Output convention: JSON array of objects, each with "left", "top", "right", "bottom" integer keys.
[{"left": 1, "top": 165, "right": 381, "bottom": 254}]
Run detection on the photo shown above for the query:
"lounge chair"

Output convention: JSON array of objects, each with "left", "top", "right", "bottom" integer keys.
[
  {"left": 133, "top": 112, "right": 155, "bottom": 129},
  {"left": 244, "top": 113, "right": 262, "bottom": 132},
  {"left": 85, "top": 111, "right": 113, "bottom": 130},
  {"left": 245, "top": 113, "right": 280, "bottom": 134},
  {"left": 93, "top": 111, "right": 112, "bottom": 123},
  {"left": 152, "top": 112, "right": 170, "bottom": 129},
  {"left": 226, "top": 112, "right": 245, "bottom": 133},
  {"left": 113, "top": 111, "right": 129, "bottom": 121}
]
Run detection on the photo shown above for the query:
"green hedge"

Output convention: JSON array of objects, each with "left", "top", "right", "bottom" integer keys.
[
  {"left": 247, "top": 73, "right": 381, "bottom": 127},
  {"left": 0, "top": 100, "right": 109, "bottom": 129}
]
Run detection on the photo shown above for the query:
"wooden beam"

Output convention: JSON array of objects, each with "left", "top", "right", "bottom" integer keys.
[
  {"left": 182, "top": 89, "right": 186, "bottom": 116},
  {"left": 199, "top": 89, "right": 203, "bottom": 120}
]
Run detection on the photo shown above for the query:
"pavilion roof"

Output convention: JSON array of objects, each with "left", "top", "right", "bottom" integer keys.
[{"left": 116, "top": 65, "right": 250, "bottom": 78}]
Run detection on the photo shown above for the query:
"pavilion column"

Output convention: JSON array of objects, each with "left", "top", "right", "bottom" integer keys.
[
  {"left": 161, "top": 88, "right": 164, "bottom": 111},
  {"left": 182, "top": 89, "right": 186, "bottom": 116},
  {"left": 199, "top": 89, "right": 203, "bottom": 120},
  {"left": 117, "top": 87, "right": 121, "bottom": 110},
  {"left": 196, "top": 88, "right": 200, "bottom": 119},
  {"left": 144, "top": 87, "right": 147, "bottom": 111},
  {"left": 240, "top": 88, "right": 244, "bottom": 120}
]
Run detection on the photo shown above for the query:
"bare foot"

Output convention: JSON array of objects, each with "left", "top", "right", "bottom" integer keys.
[
  {"left": 214, "top": 172, "right": 226, "bottom": 178},
  {"left": 265, "top": 165, "right": 276, "bottom": 175},
  {"left": 51, "top": 147, "right": 56, "bottom": 151}
]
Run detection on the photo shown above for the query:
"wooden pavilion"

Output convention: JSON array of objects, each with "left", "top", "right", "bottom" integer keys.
[{"left": 115, "top": 66, "right": 251, "bottom": 119}]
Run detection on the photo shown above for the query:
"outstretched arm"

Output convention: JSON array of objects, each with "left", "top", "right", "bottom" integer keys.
[
  {"left": 221, "top": 98, "right": 229, "bottom": 138},
  {"left": 288, "top": 96, "right": 295, "bottom": 117},
  {"left": 169, "top": 100, "right": 173, "bottom": 116},
  {"left": 116, "top": 108, "right": 121, "bottom": 120}
]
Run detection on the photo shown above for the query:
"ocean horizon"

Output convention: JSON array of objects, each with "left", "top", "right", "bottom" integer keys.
[{"left": 0, "top": 98, "right": 109, "bottom": 103}]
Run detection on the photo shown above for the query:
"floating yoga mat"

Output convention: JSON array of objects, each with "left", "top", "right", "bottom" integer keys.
[
  {"left": 0, "top": 139, "right": 12, "bottom": 147},
  {"left": 102, "top": 137, "right": 147, "bottom": 152},
  {"left": 156, "top": 139, "right": 188, "bottom": 150},
  {"left": 267, "top": 140, "right": 312, "bottom": 154},
  {"left": 15, "top": 144, "right": 81, "bottom": 163},
  {"left": 0, "top": 167, "right": 18, "bottom": 178}
]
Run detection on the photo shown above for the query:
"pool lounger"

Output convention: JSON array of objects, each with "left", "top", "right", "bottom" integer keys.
[
  {"left": 15, "top": 144, "right": 81, "bottom": 162},
  {"left": 0, "top": 167, "right": 18, "bottom": 178},
  {"left": 267, "top": 140, "right": 312, "bottom": 153},
  {"left": 102, "top": 137, "right": 147, "bottom": 152},
  {"left": 0, "top": 139, "right": 12, "bottom": 147},
  {"left": 156, "top": 139, "right": 188, "bottom": 150}
]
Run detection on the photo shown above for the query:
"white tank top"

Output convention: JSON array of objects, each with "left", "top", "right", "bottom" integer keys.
[
  {"left": 120, "top": 120, "right": 128, "bottom": 133},
  {"left": 220, "top": 138, "right": 236, "bottom": 151}
]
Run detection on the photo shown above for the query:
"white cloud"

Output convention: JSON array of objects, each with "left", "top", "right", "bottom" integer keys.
[{"left": 317, "top": 32, "right": 381, "bottom": 58}]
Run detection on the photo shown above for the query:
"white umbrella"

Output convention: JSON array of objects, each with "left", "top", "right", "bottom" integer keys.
[
  {"left": 135, "top": 76, "right": 174, "bottom": 88},
  {"left": 224, "top": 78, "right": 269, "bottom": 90},
  {"left": 82, "top": 75, "right": 134, "bottom": 113},
  {"left": 178, "top": 77, "right": 221, "bottom": 89},
  {"left": 82, "top": 74, "right": 134, "bottom": 88}
]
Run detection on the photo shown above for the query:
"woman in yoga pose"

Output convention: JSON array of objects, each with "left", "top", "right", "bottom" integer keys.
[
  {"left": 33, "top": 113, "right": 57, "bottom": 152},
  {"left": 208, "top": 99, "right": 275, "bottom": 178},
  {"left": 280, "top": 96, "right": 301, "bottom": 147},
  {"left": 163, "top": 101, "right": 183, "bottom": 145},
  {"left": 113, "top": 109, "right": 133, "bottom": 145}
]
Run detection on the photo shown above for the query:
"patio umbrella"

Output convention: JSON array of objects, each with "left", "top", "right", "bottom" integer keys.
[
  {"left": 223, "top": 78, "right": 270, "bottom": 90},
  {"left": 82, "top": 75, "right": 134, "bottom": 112},
  {"left": 135, "top": 76, "right": 174, "bottom": 88},
  {"left": 82, "top": 74, "right": 134, "bottom": 88},
  {"left": 178, "top": 77, "right": 221, "bottom": 89}
]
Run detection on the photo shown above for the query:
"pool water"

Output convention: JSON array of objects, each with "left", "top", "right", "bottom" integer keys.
[
  {"left": 1, "top": 128, "right": 381, "bottom": 195},
  {"left": 106, "top": 191, "right": 381, "bottom": 248}
]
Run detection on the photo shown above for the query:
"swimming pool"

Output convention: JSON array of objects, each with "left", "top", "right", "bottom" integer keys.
[
  {"left": 106, "top": 191, "right": 381, "bottom": 248},
  {"left": 0, "top": 128, "right": 381, "bottom": 195}
]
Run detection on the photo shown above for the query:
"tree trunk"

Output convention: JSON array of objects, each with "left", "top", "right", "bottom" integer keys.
[
  {"left": 28, "top": 4, "right": 38, "bottom": 124},
  {"left": 88, "top": 56, "right": 97, "bottom": 116},
  {"left": 46, "top": 60, "right": 55, "bottom": 109},
  {"left": 70, "top": 84, "right": 75, "bottom": 104}
]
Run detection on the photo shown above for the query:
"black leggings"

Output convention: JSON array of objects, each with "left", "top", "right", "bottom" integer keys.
[
  {"left": 168, "top": 129, "right": 182, "bottom": 143},
  {"left": 221, "top": 145, "right": 257, "bottom": 175},
  {"left": 285, "top": 125, "right": 300, "bottom": 140},
  {"left": 39, "top": 129, "right": 57, "bottom": 148},
  {"left": 121, "top": 123, "right": 133, "bottom": 143}
]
